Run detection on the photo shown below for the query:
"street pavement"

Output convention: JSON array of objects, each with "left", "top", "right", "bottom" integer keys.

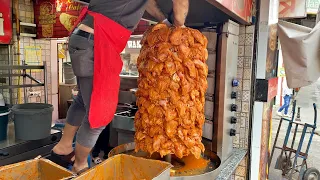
[{"left": 269, "top": 79, "right": 320, "bottom": 180}]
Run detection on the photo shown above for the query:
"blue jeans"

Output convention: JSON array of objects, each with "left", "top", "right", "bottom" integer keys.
[{"left": 278, "top": 95, "right": 291, "bottom": 115}]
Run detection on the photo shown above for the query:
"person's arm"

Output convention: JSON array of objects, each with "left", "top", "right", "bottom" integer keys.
[
  {"left": 145, "top": 0, "right": 166, "bottom": 22},
  {"left": 172, "top": 0, "right": 189, "bottom": 27}
]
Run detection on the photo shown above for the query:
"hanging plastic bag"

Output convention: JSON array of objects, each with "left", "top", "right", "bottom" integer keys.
[{"left": 278, "top": 20, "right": 320, "bottom": 88}]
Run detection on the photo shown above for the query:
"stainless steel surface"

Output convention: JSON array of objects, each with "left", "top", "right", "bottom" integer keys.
[
  {"left": 109, "top": 142, "right": 221, "bottom": 180},
  {"left": 0, "top": 63, "right": 47, "bottom": 103},
  {"left": 44, "top": 61, "right": 48, "bottom": 103},
  {"left": 214, "top": 20, "right": 240, "bottom": 163},
  {"left": 22, "top": 61, "right": 27, "bottom": 103},
  {"left": 0, "top": 84, "right": 45, "bottom": 89},
  {"left": 142, "top": 0, "right": 234, "bottom": 26},
  {"left": 8, "top": 45, "right": 13, "bottom": 105},
  {"left": 112, "top": 111, "right": 135, "bottom": 131},
  {"left": 203, "top": 120, "right": 213, "bottom": 140},
  {"left": 0, "top": 65, "right": 45, "bottom": 70}
]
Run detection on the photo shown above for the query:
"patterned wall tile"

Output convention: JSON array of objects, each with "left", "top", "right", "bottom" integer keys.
[
  {"left": 239, "top": 34, "right": 245, "bottom": 45},
  {"left": 235, "top": 166, "right": 246, "bottom": 176},
  {"left": 238, "top": 46, "right": 245, "bottom": 56},
  {"left": 241, "top": 102, "right": 249, "bottom": 112},
  {"left": 244, "top": 57, "right": 252, "bottom": 68},
  {"left": 246, "top": 25, "right": 255, "bottom": 34},
  {"left": 245, "top": 33, "right": 254, "bottom": 46},
  {"left": 242, "top": 80, "right": 251, "bottom": 90},
  {"left": 235, "top": 175, "right": 245, "bottom": 180},
  {"left": 237, "top": 91, "right": 242, "bottom": 101},
  {"left": 240, "top": 26, "right": 246, "bottom": 35},
  {"left": 245, "top": 46, "right": 253, "bottom": 57},
  {"left": 238, "top": 57, "right": 244, "bottom": 67},
  {"left": 240, "top": 128, "right": 246, "bottom": 140},
  {"left": 236, "top": 100, "right": 242, "bottom": 111},
  {"left": 243, "top": 68, "right": 252, "bottom": 80},
  {"left": 237, "top": 68, "right": 243, "bottom": 79},
  {"left": 234, "top": 134, "right": 240, "bottom": 144},
  {"left": 240, "top": 117, "right": 246, "bottom": 128},
  {"left": 239, "top": 156, "right": 247, "bottom": 166},
  {"left": 242, "top": 91, "right": 250, "bottom": 101},
  {"left": 233, "top": 25, "right": 255, "bottom": 179}
]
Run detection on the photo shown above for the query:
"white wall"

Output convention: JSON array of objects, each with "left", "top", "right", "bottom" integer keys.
[{"left": 50, "top": 40, "right": 59, "bottom": 122}]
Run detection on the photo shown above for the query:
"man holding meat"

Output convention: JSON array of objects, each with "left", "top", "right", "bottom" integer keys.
[{"left": 50, "top": 0, "right": 189, "bottom": 174}]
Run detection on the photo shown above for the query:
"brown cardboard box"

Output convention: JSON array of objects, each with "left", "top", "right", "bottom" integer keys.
[
  {"left": 75, "top": 154, "right": 172, "bottom": 180},
  {"left": 0, "top": 159, "right": 74, "bottom": 180}
]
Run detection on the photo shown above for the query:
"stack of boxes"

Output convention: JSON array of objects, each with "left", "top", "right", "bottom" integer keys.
[{"left": 202, "top": 30, "right": 218, "bottom": 140}]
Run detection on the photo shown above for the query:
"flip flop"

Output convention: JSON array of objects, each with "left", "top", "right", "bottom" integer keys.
[
  {"left": 92, "top": 157, "right": 103, "bottom": 164},
  {"left": 48, "top": 151, "right": 75, "bottom": 168}
]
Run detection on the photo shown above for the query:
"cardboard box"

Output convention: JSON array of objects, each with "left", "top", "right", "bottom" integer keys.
[
  {"left": 0, "top": 159, "right": 74, "bottom": 180},
  {"left": 75, "top": 154, "right": 172, "bottom": 180}
]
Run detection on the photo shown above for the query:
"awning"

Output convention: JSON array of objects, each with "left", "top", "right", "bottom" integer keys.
[{"left": 277, "top": 20, "right": 320, "bottom": 88}]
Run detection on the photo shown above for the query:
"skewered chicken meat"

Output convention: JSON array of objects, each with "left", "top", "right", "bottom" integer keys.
[{"left": 134, "top": 24, "right": 208, "bottom": 159}]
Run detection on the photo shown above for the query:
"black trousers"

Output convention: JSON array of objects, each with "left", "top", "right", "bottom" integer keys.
[{"left": 91, "top": 123, "right": 111, "bottom": 158}]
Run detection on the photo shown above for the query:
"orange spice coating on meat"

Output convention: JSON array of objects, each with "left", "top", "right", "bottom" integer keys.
[{"left": 134, "top": 24, "right": 208, "bottom": 159}]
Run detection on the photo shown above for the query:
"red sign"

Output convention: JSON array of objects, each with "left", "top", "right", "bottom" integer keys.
[
  {"left": 34, "top": 0, "right": 85, "bottom": 38},
  {"left": 215, "top": 0, "right": 253, "bottom": 23},
  {"left": 279, "top": 0, "right": 307, "bottom": 18},
  {"left": 0, "top": 0, "right": 12, "bottom": 44},
  {"left": 267, "top": 77, "right": 278, "bottom": 101}
]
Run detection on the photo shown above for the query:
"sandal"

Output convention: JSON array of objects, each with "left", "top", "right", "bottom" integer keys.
[
  {"left": 48, "top": 151, "right": 75, "bottom": 168},
  {"left": 92, "top": 157, "right": 103, "bottom": 164}
]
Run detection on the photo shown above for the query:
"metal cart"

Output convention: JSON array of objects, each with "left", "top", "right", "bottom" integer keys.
[{"left": 269, "top": 100, "right": 320, "bottom": 180}]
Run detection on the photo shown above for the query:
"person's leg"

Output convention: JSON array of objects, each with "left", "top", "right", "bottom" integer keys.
[
  {"left": 100, "top": 124, "right": 111, "bottom": 158},
  {"left": 73, "top": 77, "right": 105, "bottom": 172},
  {"left": 284, "top": 95, "right": 291, "bottom": 115},
  {"left": 52, "top": 80, "right": 86, "bottom": 157},
  {"left": 278, "top": 95, "right": 288, "bottom": 113},
  {"left": 91, "top": 137, "right": 101, "bottom": 158}
]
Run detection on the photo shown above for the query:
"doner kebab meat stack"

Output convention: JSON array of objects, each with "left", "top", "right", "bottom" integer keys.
[{"left": 134, "top": 24, "right": 208, "bottom": 159}]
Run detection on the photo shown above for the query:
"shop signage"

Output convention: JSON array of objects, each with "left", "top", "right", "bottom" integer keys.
[
  {"left": 124, "top": 36, "right": 142, "bottom": 54},
  {"left": 25, "top": 46, "right": 42, "bottom": 72},
  {"left": 214, "top": 0, "right": 253, "bottom": 23},
  {"left": 278, "top": 67, "right": 286, "bottom": 77},
  {"left": 267, "top": 77, "right": 278, "bottom": 101},
  {"left": 306, "top": 0, "right": 320, "bottom": 14},
  {"left": 0, "top": 0, "right": 12, "bottom": 44},
  {"left": 34, "top": 0, "right": 85, "bottom": 38},
  {"left": 255, "top": 77, "right": 278, "bottom": 102},
  {"left": 279, "top": 0, "right": 307, "bottom": 18},
  {"left": 127, "top": 40, "right": 142, "bottom": 49}
]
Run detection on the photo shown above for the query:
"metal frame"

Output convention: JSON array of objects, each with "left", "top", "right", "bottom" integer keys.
[
  {"left": 0, "top": 62, "right": 48, "bottom": 104},
  {"left": 269, "top": 101, "right": 318, "bottom": 179}
]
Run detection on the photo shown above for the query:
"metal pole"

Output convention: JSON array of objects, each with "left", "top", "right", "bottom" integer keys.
[
  {"left": 22, "top": 60, "right": 27, "bottom": 103},
  {"left": 8, "top": 45, "right": 13, "bottom": 105},
  {"left": 43, "top": 61, "right": 48, "bottom": 103}
]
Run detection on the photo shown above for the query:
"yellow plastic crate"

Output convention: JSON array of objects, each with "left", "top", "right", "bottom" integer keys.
[
  {"left": 75, "top": 154, "right": 172, "bottom": 180},
  {"left": 0, "top": 159, "right": 74, "bottom": 180}
]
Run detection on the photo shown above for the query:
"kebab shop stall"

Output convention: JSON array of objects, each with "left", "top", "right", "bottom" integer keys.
[{"left": 0, "top": 0, "right": 255, "bottom": 179}]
